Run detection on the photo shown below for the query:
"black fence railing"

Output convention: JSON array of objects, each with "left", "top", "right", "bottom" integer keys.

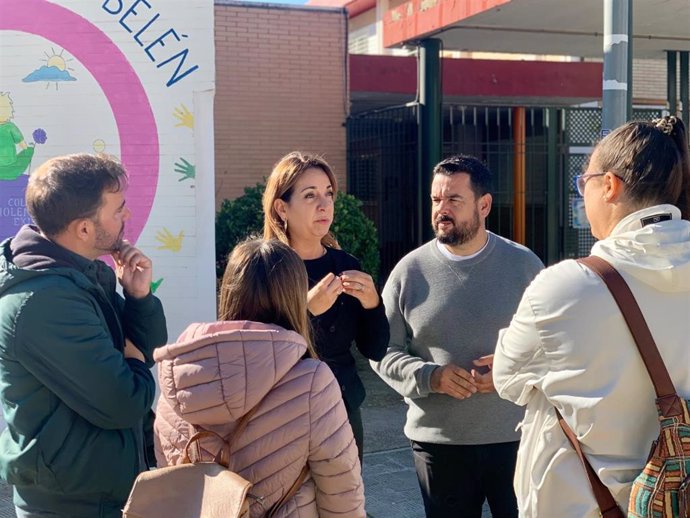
[
  {"left": 348, "top": 104, "right": 566, "bottom": 283},
  {"left": 348, "top": 105, "right": 666, "bottom": 284}
]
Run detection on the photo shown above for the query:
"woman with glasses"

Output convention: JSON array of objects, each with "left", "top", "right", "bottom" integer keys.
[{"left": 493, "top": 116, "right": 690, "bottom": 517}]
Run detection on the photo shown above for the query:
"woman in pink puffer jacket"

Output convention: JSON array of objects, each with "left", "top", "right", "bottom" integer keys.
[{"left": 154, "top": 239, "right": 365, "bottom": 517}]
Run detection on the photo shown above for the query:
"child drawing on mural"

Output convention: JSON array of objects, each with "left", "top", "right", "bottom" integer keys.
[{"left": 0, "top": 93, "right": 35, "bottom": 181}]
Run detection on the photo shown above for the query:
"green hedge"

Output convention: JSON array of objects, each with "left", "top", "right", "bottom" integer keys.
[{"left": 216, "top": 183, "right": 380, "bottom": 281}]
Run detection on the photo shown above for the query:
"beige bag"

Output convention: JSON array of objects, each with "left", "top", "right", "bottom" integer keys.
[
  {"left": 123, "top": 405, "right": 309, "bottom": 518},
  {"left": 122, "top": 429, "right": 252, "bottom": 518}
]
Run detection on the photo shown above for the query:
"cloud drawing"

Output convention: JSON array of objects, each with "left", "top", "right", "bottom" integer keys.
[{"left": 23, "top": 66, "right": 77, "bottom": 83}]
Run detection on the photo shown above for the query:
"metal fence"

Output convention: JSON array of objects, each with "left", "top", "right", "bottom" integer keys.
[
  {"left": 347, "top": 104, "right": 664, "bottom": 284},
  {"left": 443, "top": 105, "right": 557, "bottom": 265},
  {"left": 348, "top": 104, "right": 560, "bottom": 282},
  {"left": 347, "top": 105, "right": 419, "bottom": 283}
]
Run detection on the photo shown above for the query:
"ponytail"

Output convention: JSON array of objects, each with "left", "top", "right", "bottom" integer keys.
[
  {"left": 663, "top": 117, "right": 690, "bottom": 220},
  {"left": 597, "top": 116, "right": 690, "bottom": 219}
]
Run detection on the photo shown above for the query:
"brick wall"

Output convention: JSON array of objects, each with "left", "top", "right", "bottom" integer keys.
[
  {"left": 633, "top": 58, "right": 668, "bottom": 105},
  {"left": 214, "top": 1, "right": 349, "bottom": 206},
  {"left": 632, "top": 57, "right": 690, "bottom": 108}
]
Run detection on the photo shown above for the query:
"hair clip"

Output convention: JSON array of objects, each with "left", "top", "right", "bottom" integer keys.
[{"left": 653, "top": 115, "right": 677, "bottom": 135}]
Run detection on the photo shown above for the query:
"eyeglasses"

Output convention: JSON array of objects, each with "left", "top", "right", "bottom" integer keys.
[{"left": 574, "top": 173, "right": 605, "bottom": 196}]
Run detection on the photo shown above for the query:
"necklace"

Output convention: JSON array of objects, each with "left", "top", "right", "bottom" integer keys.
[{"left": 298, "top": 244, "right": 327, "bottom": 261}]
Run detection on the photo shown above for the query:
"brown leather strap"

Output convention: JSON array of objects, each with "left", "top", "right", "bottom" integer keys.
[
  {"left": 266, "top": 465, "right": 310, "bottom": 517},
  {"left": 226, "top": 404, "right": 261, "bottom": 452},
  {"left": 578, "top": 256, "right": 680, "bottom": 415},
  {"left": 556, "top": 409, "right": 625, "bottom": 518},
  {"left": 182, "top": 430, "right": 231, "bottom": 467}
]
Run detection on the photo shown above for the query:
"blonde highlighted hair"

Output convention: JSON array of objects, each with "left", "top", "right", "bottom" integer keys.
[
  {"left": 218, "top": 238, "right": 316, "bottom": 358},
  {"left": 262, "top": 151, "right": 340, "bottom": 249}
]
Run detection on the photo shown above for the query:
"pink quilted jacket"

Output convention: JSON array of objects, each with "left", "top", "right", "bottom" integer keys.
[{"left": 153, "top": 320, "right": 365, "bottom": 518}]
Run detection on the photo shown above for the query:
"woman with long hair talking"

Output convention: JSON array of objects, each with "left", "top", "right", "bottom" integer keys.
[{"left": 262, "top": 152, "right": 390, "bottom": 461}]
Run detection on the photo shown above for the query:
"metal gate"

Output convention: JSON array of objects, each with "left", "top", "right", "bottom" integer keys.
[
  {"left": 348, "top": 104, "right": 561, "bottom": 282},
  {"left": 347, "top": 104, "right": 664, "bottom": 283},
  {"left": 443, "top": 106, "right": 561, "bottom": 267},
  {"left": 347, "top": 105, "right": 418, "bottom": 283}
]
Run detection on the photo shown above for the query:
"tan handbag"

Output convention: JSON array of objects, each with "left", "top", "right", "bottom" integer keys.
[
  {"left": 123, "top": 405, "right": 309, "bottom": 518},
  {"left": 122, "top": 429, "right": 252, "bottom": 518}
]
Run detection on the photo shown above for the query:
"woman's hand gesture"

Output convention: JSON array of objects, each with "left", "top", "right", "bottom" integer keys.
[
  {"left": 340, "top": 270, "right": 379, "bottom": 309},
  {"left": 308, "top": 273, "right": 343, "bottom": 316}
]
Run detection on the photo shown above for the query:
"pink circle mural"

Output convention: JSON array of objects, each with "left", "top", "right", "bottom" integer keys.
[{"left": 0, "top": 0, "right": 159, "bottom": 245}]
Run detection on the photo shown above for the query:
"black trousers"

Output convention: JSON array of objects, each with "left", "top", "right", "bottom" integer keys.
[{"left": 411, "top": 440, "right": 519, "bottom": 518}]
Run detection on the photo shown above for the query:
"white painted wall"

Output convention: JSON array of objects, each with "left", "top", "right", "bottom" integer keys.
[
  {"left": 1, "top": 0, "right": 216, "bottom": 337},
  {"left": 0, "top": 0, "right": 217, "bottom": 429}
]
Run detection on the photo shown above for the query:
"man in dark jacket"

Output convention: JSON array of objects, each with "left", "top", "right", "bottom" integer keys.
[{"left": 0, "top": 154, "right": 167, "bottom": 518}]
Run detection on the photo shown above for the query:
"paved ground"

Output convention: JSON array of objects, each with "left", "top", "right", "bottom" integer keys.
[
  {"left": 0, "top": 353, "right": 491, "bottom": 517},
  {"left": 358, "top": 351, "right": 426, "bottom": 518}
]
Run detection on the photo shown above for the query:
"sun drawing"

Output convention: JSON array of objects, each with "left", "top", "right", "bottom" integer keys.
[{"left": 44, "top": 49, "right": 72, "bottom": 72}]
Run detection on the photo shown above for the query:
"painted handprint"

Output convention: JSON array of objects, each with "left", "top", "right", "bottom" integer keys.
[
  {"left": 150, "top": 278, "right": 164, "bottom": 294},
  {"left": 174, "top": 157, "right": 195, "bottom": 182},
  {"left": 173, "top": 103, "right": 194, "bottom": 129},
  {"left": 156, "top": 228, "right": 184, "bottom": 252}
]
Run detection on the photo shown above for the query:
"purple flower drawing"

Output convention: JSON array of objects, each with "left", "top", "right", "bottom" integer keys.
[{"left": 32, "top": 129, "right": 47, "bottom": 144}]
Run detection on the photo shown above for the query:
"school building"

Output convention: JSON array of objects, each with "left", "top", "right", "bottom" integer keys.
[{"left": 213, "top": 0, "right": 690, "bottom": 280}]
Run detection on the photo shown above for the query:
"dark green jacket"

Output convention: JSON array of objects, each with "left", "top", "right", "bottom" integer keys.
[{"left": 0, "top": 226, "right": 167, "bottom": 518}]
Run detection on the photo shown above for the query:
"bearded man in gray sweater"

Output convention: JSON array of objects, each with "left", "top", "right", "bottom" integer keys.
[{"left": 372, "top": 155, "right": 543, "bottom": 518}]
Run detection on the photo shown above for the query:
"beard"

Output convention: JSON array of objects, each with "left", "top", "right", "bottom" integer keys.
[
  {"left": 94, "top": 222, "right": 125, "bottom": 255},
  {"left": 434, "top": 209, "right": 481, "bottom": 246}
]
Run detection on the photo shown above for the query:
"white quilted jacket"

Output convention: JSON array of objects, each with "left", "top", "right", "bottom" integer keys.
[{"left": 154, "top": 320, "right": 365, "bottom": 518}]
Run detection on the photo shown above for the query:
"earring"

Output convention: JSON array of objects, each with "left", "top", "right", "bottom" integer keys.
[{"left": 282, "top": 219, "right": 288, "bottom": 233}]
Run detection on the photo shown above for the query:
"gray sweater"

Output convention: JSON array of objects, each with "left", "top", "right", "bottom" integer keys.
[{"left": 372, "top": 233, "right": 543, "bottom": 445}]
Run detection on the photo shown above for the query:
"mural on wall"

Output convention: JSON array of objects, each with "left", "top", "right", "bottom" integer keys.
[{"left": 0, "top": 0, "right": 216, "bottom": 336}]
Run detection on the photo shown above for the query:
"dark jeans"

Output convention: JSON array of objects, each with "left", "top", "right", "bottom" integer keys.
[
  {"left": 411, "top": 440, "right": 519, "bottom": 518},
  {"left": 345, "top": 403, "right": 364, "bottom": 464}
]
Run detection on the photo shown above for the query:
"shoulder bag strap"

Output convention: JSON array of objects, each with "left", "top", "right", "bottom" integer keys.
[
  {"left": 578, "top": 256, "right": 680, "bottom": 414},
  {"left": 232, "top": 405, "right": 309, "bottom": 516},
  {"left": 182, "top": 429, "right": 230, "bottom": 465},
  {"left": 183, "top": 403, "right": 263, "bottom": 468},
  {"left": 555, "top": 408, "right": 625, "bottom": 518},
  {"left": 187, "top": 402, "right": 310, "bottom": 510},
  {"left": 265, "top": 465, "right": 310, "bottom": 517}
]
